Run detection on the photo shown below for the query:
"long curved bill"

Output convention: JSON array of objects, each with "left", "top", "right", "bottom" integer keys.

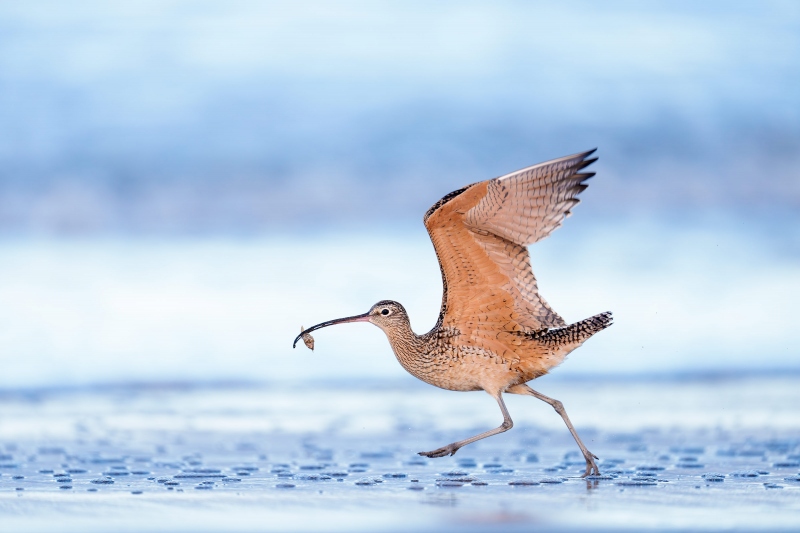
[{"left": 292, "top": 312, "right": 371, "bottom": 348}]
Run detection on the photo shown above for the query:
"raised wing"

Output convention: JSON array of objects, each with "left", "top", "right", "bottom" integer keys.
[
  {"left": 464, "top": 149, "right": 597, "bottom": 246},
  {"left": 424, "top": 150, "right": 597, "bottom": 336}
]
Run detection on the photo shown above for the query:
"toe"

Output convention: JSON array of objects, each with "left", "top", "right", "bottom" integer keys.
[{"left": 419, "top": 448, "right": 446, "bottom": 458}]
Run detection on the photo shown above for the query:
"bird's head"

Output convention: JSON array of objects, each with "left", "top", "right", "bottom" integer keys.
[
  {"left": 365, "top": 300, "right": 409, "bottom": 331},
  {"left": 292, "top": 300, "right": 410, "bottom": 348}
]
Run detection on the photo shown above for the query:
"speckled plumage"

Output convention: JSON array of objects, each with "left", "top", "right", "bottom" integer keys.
[{"left": 295, "top": 149, "right": 613, "bottom": 476}]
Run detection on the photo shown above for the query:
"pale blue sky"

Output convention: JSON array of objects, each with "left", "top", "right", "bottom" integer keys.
[{"left": 0, "top": 0, "right": 797, "bottom": 233}]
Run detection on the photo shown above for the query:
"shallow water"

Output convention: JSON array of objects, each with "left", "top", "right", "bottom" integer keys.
[{"left": 1, "top": 375, "right": 798, "bottom": 532}]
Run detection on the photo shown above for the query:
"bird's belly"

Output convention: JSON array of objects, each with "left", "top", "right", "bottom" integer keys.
[{"left": 398, "top": 349, "right": 521, "bottom": 393}]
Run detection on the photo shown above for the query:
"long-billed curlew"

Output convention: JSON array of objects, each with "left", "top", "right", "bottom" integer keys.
[{"left": 293, "top": 149, "right": 612, "bottom": 477}]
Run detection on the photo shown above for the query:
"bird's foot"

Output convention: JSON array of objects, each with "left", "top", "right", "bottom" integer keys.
[
  {"left": 418, "top": 444, "right": 460, "bottom": 458},
  {"left": 580, "top": 452, "right": 601, "bottom": 478}
]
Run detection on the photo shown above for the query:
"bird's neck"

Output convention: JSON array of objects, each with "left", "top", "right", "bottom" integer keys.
[
  {"left": 381, "top": 320, "right": 426, "bottom": 363},
  {"left": 382, "top": 319, "right": 416, "bottom": 344}
]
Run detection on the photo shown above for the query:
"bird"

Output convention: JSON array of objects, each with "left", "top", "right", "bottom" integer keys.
[{"left": 293, "top": 149, "right": 612, "bottom": 477}]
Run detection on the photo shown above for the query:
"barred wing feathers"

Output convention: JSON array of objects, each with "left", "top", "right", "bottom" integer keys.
[
  {"left": 424, "top": 150, "right": 597, "bottom": 335},
  {"left": 464, "top": 149, "right": 597, "bottom": 246}
]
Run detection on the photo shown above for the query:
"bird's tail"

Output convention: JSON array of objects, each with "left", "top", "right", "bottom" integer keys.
[
  {"left": 516, "top": 311, "right": 613, "bottom": 378},
  {"left": 539, "top": 311, "right": 613, "bottom": 348}
]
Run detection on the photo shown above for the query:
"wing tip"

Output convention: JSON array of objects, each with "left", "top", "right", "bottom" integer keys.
[
  {"left": 495, "top": 148, "right": 598, "bottom": 183},
  {"left": 564, "top": 148, "right": 597, "bottom": 162},
  {"left": 575, "top": 149, "right": 597, "bottom": 167}
]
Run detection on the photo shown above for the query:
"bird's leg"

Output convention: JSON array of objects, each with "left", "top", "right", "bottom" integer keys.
[
  {"left": 507, "top": 384, "right": 600, "bottom": 477},
  {"left": 418, "top": 393, "right": 513, "bottom": 458}
]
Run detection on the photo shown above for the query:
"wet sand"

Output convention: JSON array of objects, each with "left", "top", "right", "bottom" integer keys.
[{"left": 1, "top": 375, "right": 799, "bottom": 532}]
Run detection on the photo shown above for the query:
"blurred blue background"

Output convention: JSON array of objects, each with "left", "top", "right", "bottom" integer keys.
[{"left": 0, "top": 0, "right": 798, "bottom": 389}]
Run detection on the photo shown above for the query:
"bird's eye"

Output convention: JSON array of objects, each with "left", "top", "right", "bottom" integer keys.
[{"left": 381, "top": 309, "right": 390, "bottom": 316}]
